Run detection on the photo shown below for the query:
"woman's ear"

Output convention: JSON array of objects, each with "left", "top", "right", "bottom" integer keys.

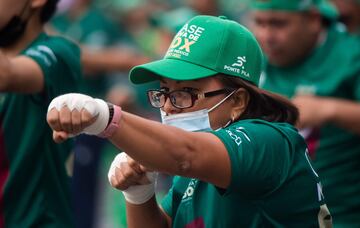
[{"left": 230, "top": 88, "right": 249, "bottom": 120}]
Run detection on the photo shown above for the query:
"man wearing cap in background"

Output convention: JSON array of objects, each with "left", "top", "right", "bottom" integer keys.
[
  {"left": 250, "top": 0, "right": 360, "bottom": 226},
  {"left": 331, "top": 0, "right": 360, "bottom": 34}
]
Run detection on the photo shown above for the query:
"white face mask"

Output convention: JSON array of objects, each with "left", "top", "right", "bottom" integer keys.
[{"left": 161, "top": 90, "right": 236, "bottom": 132}]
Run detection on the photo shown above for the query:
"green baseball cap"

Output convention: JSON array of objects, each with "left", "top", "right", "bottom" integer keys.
[
  {"left": 129, "top": 15, "right": 264, "bottom": 86},
  {"left": 251, "top": 0, "right": 338, "bottom": 20}
]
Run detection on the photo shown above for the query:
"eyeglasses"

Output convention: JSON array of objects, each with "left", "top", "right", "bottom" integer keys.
[{"left": 147, "top": 88, "right": 233, "bottom": 109}]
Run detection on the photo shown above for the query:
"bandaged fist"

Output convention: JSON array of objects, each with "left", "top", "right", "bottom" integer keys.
[
  {"left": 47, "top": 93, "right": 110, "bottom": 142},
  {"left": 108, "top": 152, "right": 156, "bottom": 205}
]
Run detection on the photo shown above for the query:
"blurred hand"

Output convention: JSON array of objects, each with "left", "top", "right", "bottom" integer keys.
[
  {"left": 292, "top": 95, "right": 334, "bottom": 129},
  {"left": 106, "top": 86, "right": 135, "bottom": 108}
]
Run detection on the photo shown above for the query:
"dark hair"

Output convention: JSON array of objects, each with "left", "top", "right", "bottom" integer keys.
[
  {"left": 218, "top": 75, "right": 299, "bottom": 125},
  {"left": 40, "top": 0, "right": 59, "bottom": 24}
]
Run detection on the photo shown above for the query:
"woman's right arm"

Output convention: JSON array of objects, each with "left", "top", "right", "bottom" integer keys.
[
  {"left": 126, "top": 198, "right": 171, "bottom": 228},
  {"left": 108, "top": 153, "right": 171, "bottom": 228}
]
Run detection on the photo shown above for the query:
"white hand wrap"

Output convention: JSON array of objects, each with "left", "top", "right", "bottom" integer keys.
[
  {"left": 48, "top": 93, "right": 109, "bottom": 136},
  {"left": 108, "top": 152, "right": 156, "bottom": 205}
]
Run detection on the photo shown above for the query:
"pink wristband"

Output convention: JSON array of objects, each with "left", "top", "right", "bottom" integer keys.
[{"left": 98, "top": 105, "right": 122, "bottom": 138}]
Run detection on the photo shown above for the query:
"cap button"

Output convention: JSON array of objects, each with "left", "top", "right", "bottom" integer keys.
[{"left": 218, "top": 15, "right": 228, "bottom": 20}]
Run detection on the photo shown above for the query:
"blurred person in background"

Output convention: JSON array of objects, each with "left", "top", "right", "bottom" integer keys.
[
  {"left": 150, "top": 7, "right": 197, "bottom": 61},
  {"left": 50, "top": 0, "right": 149, "bottom": 227},
  {"left": 331, "top": 0, "right": 360, "bottom": 34},
  {"left": 250, "top": 0, "right": 360, "bottom": 226},
  {"left": 186, "top": 0, "right": 220, "bottom": 16},
  {"left": 47, "top": 15, "right": 332, "bottom": 228},
  {"left": 0, "top": 0, "right": 81, "bottom": 227}
]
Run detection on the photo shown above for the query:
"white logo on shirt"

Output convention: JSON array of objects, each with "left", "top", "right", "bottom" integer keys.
[
  {"left": 226, "top": 130, "right": 242, "bottom": 146},
  {"left": 225, "top": 127, "right": 251, "bottom": 146},
  {"left": 182, "top": 179, "right": 197, "bottom": 202},
  {"left": 295, "top": 85, "right": 317, "bottom": 95}
]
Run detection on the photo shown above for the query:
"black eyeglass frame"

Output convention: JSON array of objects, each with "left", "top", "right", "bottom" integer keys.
[{"left": 146, "top": 88, "right": 234, "bottom": 109}]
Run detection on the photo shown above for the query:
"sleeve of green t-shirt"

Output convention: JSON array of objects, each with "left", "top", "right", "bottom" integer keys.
[
  {"left": 23, "top": 35, "right": 82, "bottom": 101},
  {"left": 161, "top": 186, "right": 174, "bottom": 217},
  {"left": 211, "top": 121, "right": 292, "bottom": 198}
]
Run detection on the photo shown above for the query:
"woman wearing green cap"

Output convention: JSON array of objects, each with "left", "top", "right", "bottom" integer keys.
[{"left": 46, "top": 15, "right": 332, "bottom": 227}]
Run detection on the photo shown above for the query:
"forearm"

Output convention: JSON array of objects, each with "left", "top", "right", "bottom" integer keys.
[
  {"left": 327, "top": 98, "right": 360, "bottom": 135},
  {"left": 81, "top": 48, "right": 149, "bottom": 74},
  {"left": 109, "top": 111, "right": 196, "bottom": 175},
  {"left": 126, "top": 196, "right": 170, "bottom": 228},
  {"left": 0, "top": 56, "right": 43, "bottom": 93}
]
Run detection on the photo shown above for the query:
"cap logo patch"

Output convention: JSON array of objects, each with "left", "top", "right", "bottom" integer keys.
[
  {"left": 224, "top": 56, "right": 250, "bottom": 78},
  {"left": 166, "top": 23, "right": 205, "bottom": 58}
]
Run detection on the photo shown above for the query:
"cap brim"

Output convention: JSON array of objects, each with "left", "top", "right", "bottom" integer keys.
[{"left": 129, "top": 58, "right": 218, "bottom": 84}]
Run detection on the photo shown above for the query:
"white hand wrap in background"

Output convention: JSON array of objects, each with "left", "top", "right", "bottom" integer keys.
[
  {"left": 48, "top": 93, "right": 109, "bottom": 136},
  {"left": 108, "top": 152, "right": 156, "bottom": 205}
]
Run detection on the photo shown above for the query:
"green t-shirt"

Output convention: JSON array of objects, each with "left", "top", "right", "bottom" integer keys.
[
  {"left": 52, "top": 7, "right": 122, "bottom": 98},
  {"left": 0, "top": 33, "right": 81, "bottom": 227},
  {"left": 261, "top": 25, "right": 360, "bottom": 226},
  {"left": 161, "top": 119, "right": 329, "bottom": 228}
]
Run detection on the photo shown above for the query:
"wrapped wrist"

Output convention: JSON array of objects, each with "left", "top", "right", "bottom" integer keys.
[
  {"left": 108, "top": 153, "right": 157, "bottom": 205},
  {"left": 122, "top": 181, "right": 155, "bottom": 205}
]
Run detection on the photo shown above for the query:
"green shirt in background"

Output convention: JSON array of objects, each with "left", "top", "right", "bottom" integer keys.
[
  {"left": 162, "top": 119, "right": 328, "bottom": 227},
  {"left": 52, "top": 7, "right": 121, "bottom": 98},
  {"left": 261, "top": 25, "right": 360, "bottom": 226},
  {"left": 0, "top": 33, "right": 82, "bottom": 227}
]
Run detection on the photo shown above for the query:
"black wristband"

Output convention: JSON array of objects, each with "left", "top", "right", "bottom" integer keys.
[{"left": 107, "top": 103, "right": 114, "bottom": 127}]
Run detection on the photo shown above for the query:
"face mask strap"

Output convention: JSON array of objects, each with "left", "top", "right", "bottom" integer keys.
[{"left": 208, "top": 89, "right": 237, "bottom": 113}]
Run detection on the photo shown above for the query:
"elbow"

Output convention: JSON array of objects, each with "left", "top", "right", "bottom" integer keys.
[
  {"left": 164, "top": 138, "right": 195, "bottom": 176},
  {"left": 177, "top": 158, "right": 192, "bottom": 176}
]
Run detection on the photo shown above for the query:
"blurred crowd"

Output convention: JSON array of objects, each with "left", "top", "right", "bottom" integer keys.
[{"left": 1, "top": 0, "right": 360, "bottom": 227}]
